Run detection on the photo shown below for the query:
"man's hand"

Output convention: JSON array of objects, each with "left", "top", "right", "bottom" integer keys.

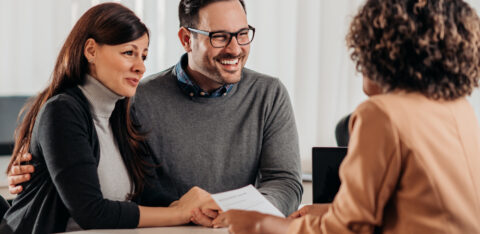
[
  {"left": 7, "top": 153, "right": 34, "bottom": 194},
  {"left": 212, "top": 210, "right": 291, "bottom": 234},
  {"left": 288, "top": 203, "right": 330, "bottom": 219}
]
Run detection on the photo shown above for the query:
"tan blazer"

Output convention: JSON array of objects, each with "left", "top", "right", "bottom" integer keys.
[{"left": 289, "top": 92, "right": 480, "bottom": 233}]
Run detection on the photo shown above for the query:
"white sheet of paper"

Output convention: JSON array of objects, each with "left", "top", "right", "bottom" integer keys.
[{"left": 211, "top": 185, "right": 285, "bottom": 217}]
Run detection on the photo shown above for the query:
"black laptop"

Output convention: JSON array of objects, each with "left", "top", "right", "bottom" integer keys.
[{"left": 312, "top": 147, "right": 348, "bottom": 203}]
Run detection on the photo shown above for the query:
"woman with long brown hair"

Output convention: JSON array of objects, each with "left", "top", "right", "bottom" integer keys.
[
  {"left": 0, "top": 3, "right": 216, "bottom": 234},
  {"left": 211, "top": 0, "right": 480, "bottom": 233}
]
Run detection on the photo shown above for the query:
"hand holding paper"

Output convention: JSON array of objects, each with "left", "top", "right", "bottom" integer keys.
[{"left": 211, "top": 185, "right": 285, "bottom": 217}]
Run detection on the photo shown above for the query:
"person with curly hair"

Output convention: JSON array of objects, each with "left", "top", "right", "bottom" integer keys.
[{"left": 211, "top": 0, "right": 480, "bottom": 233}]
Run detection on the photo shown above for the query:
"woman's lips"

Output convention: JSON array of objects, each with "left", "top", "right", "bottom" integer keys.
[{"left": 125, "top": 78, "right": 139, "bottom": 86}]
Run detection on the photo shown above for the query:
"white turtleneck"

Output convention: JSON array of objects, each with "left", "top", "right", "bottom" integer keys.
[{"left": 66, "top": 75, "right": 132, "bottom": 231}]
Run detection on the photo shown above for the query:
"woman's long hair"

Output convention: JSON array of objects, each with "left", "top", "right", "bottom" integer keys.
[{"left": 7, "top": 2, "right": 151, "bottom": 200}]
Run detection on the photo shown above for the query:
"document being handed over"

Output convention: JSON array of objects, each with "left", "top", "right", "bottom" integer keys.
[{"left": 211, "top": 185, "right": 285, "bottom": 217}]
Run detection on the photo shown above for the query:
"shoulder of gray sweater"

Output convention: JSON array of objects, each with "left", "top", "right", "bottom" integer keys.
[
  {"left": 134, "top": 66, "right": 176, "bottom": 101},
  {"left": 139, "top": 66, "right": 175, "bottom": 86},
  {"left": 242, "top": 68, "right": 285, "bottom": 88},
  {"left": 242, "top": 68, "right": 289, "bottom": 96}
]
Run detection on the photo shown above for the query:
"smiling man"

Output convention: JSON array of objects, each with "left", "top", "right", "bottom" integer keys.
[
  {"left": 180, "top": 0, "right": 250, "bottom": 90},
  {"left": 8, "top": 0, "right": 303, "bottom": 227},
  {"left": 131, "top": 0, "right": 303, "bottom": 223},
  {"left": 132, "top": 0, "right": 302, "bottom": 224}
]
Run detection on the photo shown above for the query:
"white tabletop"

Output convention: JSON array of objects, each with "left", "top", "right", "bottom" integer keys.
[
  {"left": 3, "top": 178, "right": 311, "bottom": 234},
  {"left": 62, "top": 226, "right": 228, "bottom": 234}
]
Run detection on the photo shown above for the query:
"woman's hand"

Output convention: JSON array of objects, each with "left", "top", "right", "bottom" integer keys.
[
  {"left": 170, "top": 186, "right": 219, "bottom": 224},
  {"left": 8, "top": 153, "right": 34, "bottom": 194},
  {"left": 288, "top": 203, "right": 330, "bottom": 219},
  {"left": 213, "top": 210, "right": 290, "bottom": 234},
  {"left": 139, "top": 187, "right": 217, "bottom": 227}
]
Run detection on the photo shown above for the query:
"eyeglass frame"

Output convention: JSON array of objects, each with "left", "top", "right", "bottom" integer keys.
[{"left": 187, "top": 25, "right": 256, "bottom": 48}]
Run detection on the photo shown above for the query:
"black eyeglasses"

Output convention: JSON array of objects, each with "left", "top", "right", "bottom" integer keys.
[{"left": 188, "top": 25, "right": 255, "bottom": 48}]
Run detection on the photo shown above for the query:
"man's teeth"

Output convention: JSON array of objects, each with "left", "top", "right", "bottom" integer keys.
[{"left": 220, "top": 59, "right": 239, "bottom": 65}]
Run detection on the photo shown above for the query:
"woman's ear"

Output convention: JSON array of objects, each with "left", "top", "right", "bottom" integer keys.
[
  {"left": 84, "top": 38, "right": 97, "bottom": 63},
  {"left": 178, "top": 27, "right": 192, "bottom": 52},
  {"left": 362, "top": 76, "right": 383, "bottom": 97}
]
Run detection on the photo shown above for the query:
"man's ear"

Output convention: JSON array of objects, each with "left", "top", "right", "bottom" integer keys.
[
  {"left": 178, "top": 27, "right": 192, "bottom": 52},
  {"left": 84, "top": 38, "right": 97, "bottom": 63}
]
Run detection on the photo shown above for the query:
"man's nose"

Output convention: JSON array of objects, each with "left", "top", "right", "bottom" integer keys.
[{"left": 223, "top": 36, "right": 242, "bottom": 55}]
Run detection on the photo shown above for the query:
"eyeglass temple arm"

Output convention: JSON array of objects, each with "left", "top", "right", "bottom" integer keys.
[{"left": 187, "top": 28, "right": 210, "bottom": 36}]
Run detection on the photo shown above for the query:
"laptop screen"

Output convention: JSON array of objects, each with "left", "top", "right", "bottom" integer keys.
[{"left": 312, "top": 147, "right": 348, "bottom": 203}]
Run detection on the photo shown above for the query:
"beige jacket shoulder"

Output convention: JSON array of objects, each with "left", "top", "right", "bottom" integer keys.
[{"left": 289, "top": 92, "right": 480, "bottom": 234}]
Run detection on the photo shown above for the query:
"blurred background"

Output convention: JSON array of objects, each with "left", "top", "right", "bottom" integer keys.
[{"left": 1, "top": 0, "right": 480, "bottom": 175}]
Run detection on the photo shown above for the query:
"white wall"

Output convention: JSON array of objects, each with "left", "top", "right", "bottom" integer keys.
[{"left": 1, "top": 0, "right": 480, "bottom": 173}]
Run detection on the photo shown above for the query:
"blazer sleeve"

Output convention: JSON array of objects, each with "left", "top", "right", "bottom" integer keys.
[
  {"left": 36, "top": 96, "right": 140, "bottom": 229},
  {"left": 288, "top": 100, "right": 402, "bottom": 234}
]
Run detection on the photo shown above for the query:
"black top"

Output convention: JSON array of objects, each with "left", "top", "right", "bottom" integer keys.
[
  {"left": 335, "top": 114, "right": 351, "bottom": 147},
  {"left": 0, "top": 87, "right": 166, "bottom": 234}
]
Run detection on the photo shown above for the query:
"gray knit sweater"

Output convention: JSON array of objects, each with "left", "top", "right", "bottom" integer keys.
[{"left": 131, "top": 66, "right": 303, "bottom": 215}]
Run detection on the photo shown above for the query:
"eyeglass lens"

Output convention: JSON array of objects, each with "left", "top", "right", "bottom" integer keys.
[{"left": 210, "top": 28, "right": 254, "bottom": 47}]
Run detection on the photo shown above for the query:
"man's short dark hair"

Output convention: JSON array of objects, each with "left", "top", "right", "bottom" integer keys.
[{"left": 179, "top": 0, "right": 246, "bottom": 28}]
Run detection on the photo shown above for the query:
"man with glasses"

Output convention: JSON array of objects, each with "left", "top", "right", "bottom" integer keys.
[
  {"left": 171, "top": 0, "right": 301, "bottom": 225},
  {"left": 8, "top": 0, "right": 302, "bottom": 227}
]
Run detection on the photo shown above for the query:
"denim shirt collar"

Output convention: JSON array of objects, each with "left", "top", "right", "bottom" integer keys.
[{"left": 175, "top": 54, "right": 234, "bottom": 98}]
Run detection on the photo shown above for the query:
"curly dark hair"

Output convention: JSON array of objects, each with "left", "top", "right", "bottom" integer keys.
[{"left": 347, "top": 0, "right": 480, "bottom": 100}]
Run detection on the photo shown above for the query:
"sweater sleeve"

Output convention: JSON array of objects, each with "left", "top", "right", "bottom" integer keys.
[
  {"left": 287, "top": 100, "right": 402, "bottom": 234},
  {"left": 37, "top": 96, "right": 140, "bottom": 229},
  {"left": 257, "top": 80, "right": 303, "bottom": 216}
]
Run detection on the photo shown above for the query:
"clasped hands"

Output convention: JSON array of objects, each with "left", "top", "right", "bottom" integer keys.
[
  {"left": 172, "top": 197, "right": 331, "bottom": 234},
  {"left": 167, "top": 186, "right": 220, "bottom": 227}
]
